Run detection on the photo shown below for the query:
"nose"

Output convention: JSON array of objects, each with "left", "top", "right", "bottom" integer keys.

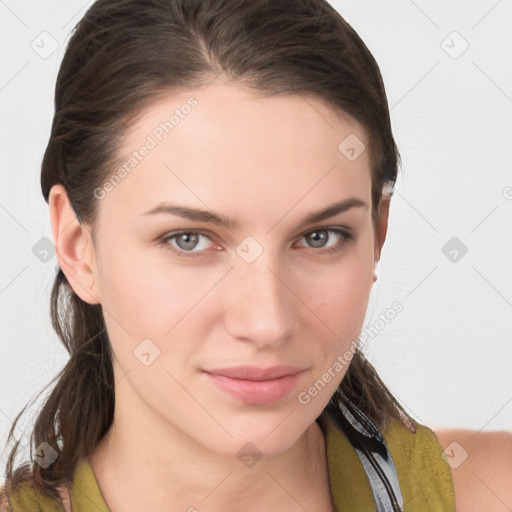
[{"left": 222, "top": 254, "right": 296, "bottom": 349}]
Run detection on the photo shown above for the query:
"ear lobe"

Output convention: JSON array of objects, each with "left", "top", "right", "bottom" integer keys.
[{"left": 48, "top": 184, "right": 100, "bottom": 305}]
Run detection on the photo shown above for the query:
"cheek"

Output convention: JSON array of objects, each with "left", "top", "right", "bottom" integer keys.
[
  {"left": 302, "top": 242, "right": 374, "bottom": 364},
  {"left": 94, "top": 245, "right": 200, "bottom": 388},
  {"left": 96, "top": 237, "right": 208, "bottom": 334},
  {"left": 307, "top": 244, "right": 374, "bottom": 326},
  {"left": 294, "top": 255, "right": 374, "bottom": 408}
]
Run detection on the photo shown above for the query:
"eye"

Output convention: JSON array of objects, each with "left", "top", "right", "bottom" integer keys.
[
  {"left": 159, "top": 230, "right": 216, "bottom": 257},
  {"left": 296, "top": 228, "right": 354, "bottom": 253}
]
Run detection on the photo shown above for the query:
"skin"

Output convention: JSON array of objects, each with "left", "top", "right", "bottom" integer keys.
[
  {"left": 435, "top": 428, "right": 512, "bottom": 512},
  {"left": 48, "top": 81, "right": 388, "bottom": 512}
]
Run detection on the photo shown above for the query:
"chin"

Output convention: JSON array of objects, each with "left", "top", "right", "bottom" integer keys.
[{"left": 197, "top": 415, "right": 314, "bottom": 460}]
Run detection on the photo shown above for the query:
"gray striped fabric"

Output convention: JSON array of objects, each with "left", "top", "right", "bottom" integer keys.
[{"left": 331, "top": 390, "right": 405, "bottom": 512}]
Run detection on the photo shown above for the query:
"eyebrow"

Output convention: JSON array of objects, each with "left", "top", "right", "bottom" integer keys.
[{"left": 141, "top": 197, "right": 368, "bottom": 230}]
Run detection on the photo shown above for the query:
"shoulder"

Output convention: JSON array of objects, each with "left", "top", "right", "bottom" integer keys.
[
  {"left": 0, "top": 479, "right": 68, "bottom": 512},
  {"left": 434, "top": 428, "right": 512, "bottom": 512},
  {"left": 382, "top": 417, "right": 457, "bottom": 511}
]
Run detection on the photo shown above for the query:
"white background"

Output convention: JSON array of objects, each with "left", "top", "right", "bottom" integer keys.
[{"left": 1, "top": 0, "right": 511, "bottom": 468}]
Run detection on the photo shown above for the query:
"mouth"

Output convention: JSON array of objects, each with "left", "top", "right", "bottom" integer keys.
[{"left": 203, "top": 365, "right": 305, "bottom": 405}]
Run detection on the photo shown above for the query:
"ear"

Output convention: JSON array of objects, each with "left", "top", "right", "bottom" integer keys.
[
  {"left": 374, "top": 191, "right": 391, "bottom": 266},
  {"left": 48, "top": 184, "right": 101, "bottom": 305}
]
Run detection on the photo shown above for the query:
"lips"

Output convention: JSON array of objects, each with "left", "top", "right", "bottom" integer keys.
[
  {"left": 203, "top": 365, "right": 305, "bottom": 405},
  {"left": 205, "top": 365, "right": 303, "bottom": 380}
]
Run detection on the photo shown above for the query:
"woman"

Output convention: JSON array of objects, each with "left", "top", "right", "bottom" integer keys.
[{"left": 1, "top": 1, "right": 510, "bottom": 511}]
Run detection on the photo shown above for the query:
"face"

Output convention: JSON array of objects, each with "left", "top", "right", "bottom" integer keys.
[{"left": 70, "top": 83, "right": 383, "bottom": 457}]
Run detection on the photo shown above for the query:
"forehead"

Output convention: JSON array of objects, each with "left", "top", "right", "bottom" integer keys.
[{"left": 97, "top": 83, "right": 372, "bottom": 226}]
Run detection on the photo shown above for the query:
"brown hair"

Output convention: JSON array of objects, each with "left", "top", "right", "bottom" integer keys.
[{"left": 1, "top": 0, "right": 412, "bottom": 507}]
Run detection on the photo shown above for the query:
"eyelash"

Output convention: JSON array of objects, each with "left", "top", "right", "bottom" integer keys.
[{"left": 158, "top": 228, "right": 355, "bottom": 259}]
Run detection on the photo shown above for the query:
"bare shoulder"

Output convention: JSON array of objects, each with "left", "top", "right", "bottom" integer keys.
[{"left": 434, "top": 428, "right": 512, "bottom": 512}]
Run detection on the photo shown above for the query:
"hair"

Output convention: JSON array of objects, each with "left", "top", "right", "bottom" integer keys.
[{"left": 1, "top": 0, "right": 414, "bottom": 507}]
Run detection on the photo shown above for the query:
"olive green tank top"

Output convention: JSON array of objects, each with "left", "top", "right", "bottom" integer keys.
[{"left": 6, "top": 417, "right": 455, "bottom": 511}]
